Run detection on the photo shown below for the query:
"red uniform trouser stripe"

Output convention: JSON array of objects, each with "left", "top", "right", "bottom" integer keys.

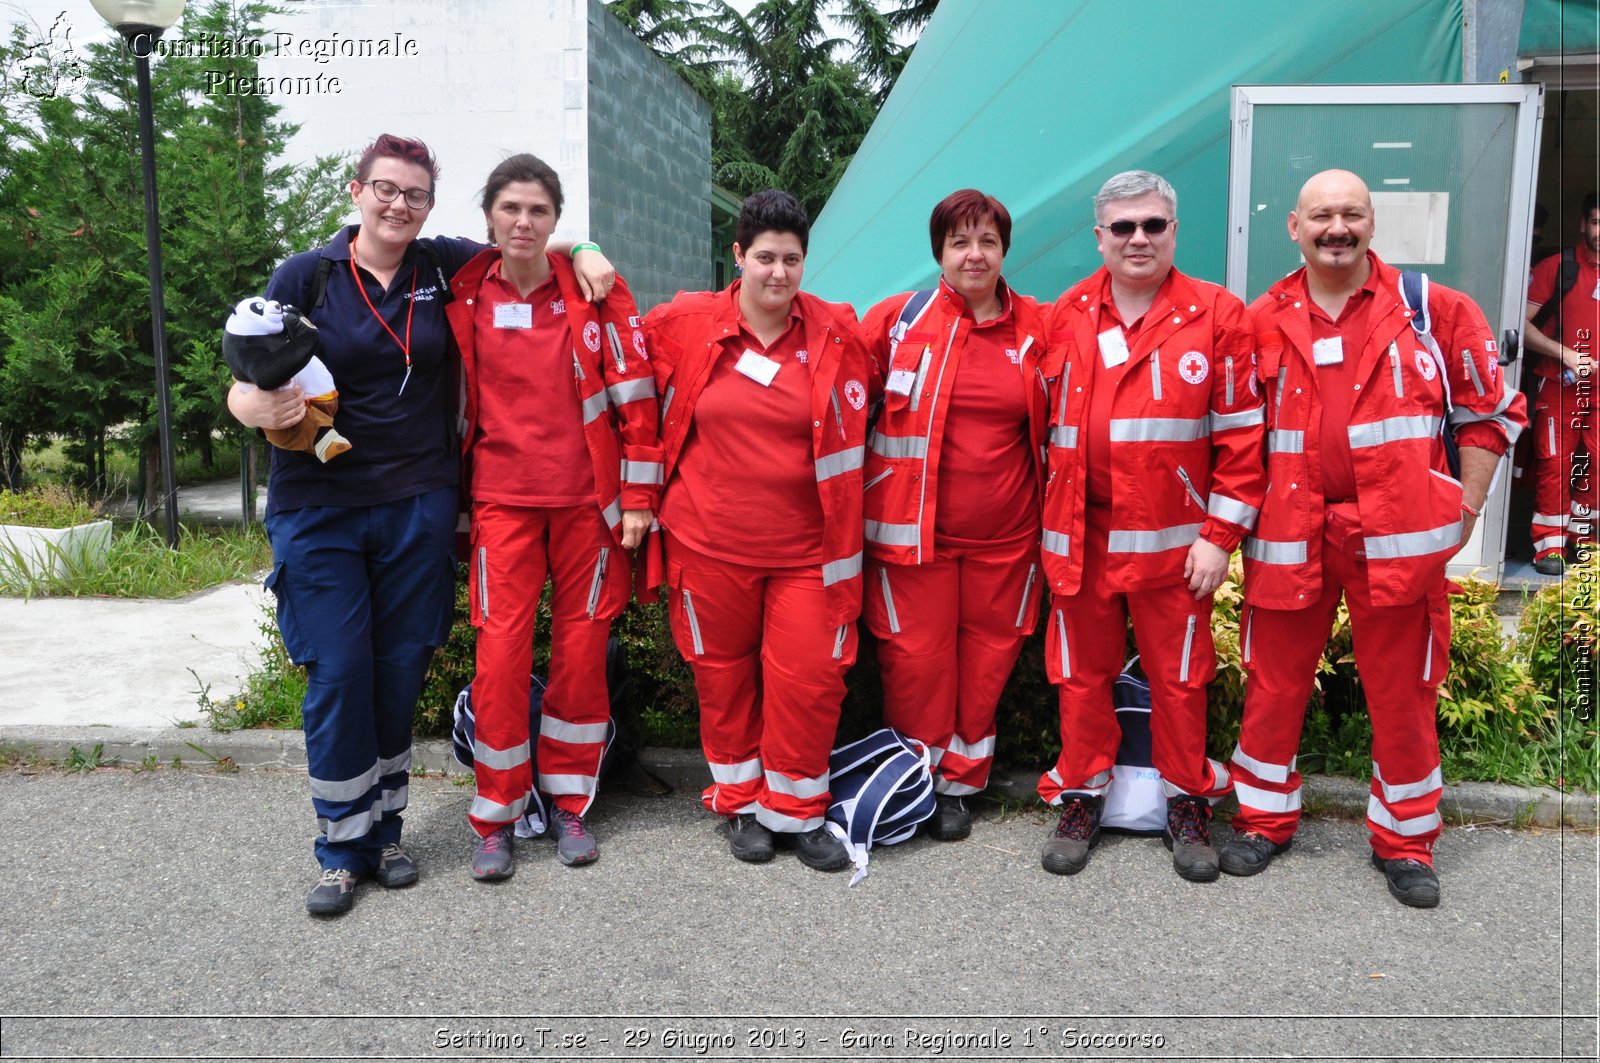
[
  {"left": 1038, "top": 513, "right": 1228, "bottom": 805},
  {"left": 664, "top": 534, "right": 857, "bottom": 832},
  {"left": 468, "top": 503, "right": 620, "bottom": 835},
  {"left": 1531, "top": 380, "right": 1597, "bottom": 559},
  {"left": 863, "top": 536, "right": 1036, "bottom": 795},
  {"left": 1236, "top": 508, "right": 1448, "bottom": 860}
]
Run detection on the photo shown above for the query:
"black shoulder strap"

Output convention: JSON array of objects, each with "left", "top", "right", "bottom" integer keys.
[
  {"left": 313, "top": 242, "right": 456, "bottom": 309},
  {"left": 1531, "top": 245, "right": 1579, "bottom": 331},
  {"left": 311, "top": 256, "right": 334, "bottom": 310}
]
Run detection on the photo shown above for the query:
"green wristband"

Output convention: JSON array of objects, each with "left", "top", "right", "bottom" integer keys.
[{"left": 572, "top": 241, "right": 602, "bottom": 255}]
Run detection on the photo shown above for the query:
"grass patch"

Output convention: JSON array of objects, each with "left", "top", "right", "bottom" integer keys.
[
  {"left": 0, "top": 484, "right": 99, "bottom": 527},
  {"left": 206, "top": 602, "right": 306, "bottom": 732},
  {"left": 0, "top": 520, "right": 270, "bottom": 600}
]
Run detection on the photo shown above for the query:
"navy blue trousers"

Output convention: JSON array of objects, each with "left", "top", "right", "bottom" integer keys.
[{"left": 266, "top": 487, "right": 457, "bottom": 873}]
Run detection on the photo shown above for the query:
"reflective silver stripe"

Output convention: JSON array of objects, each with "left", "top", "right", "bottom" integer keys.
[
  {"left": 1366, "top": 796, "right": 1442, "bottom": 837},
  {"left": 1268, "top": 429, "right": 1305, "bottom": 454},
  {"left": 540, "top": 718, "right": 610, "bottom": 745},
  {"left": 1374, "top": 764, "right": 1443, "bottom": 804},
  {"left": 1548, "top": 415, "right": 1556, "bottom": 454},
  {"left": 377, "top": 751, "right": 410, "bottom": 778},
  {"left": 1364, "top": 521, "right": 1460, "bottom": 560},
  {"left": 1533, "top": 534, "right": 1567, "bottom": 552},
  {"left": 1014, "top": 563, "right": 1037, "bottom": 629},
  {"left": 1208, "top": 492, "right": 1260, "bottom": 528},
  {"left": 1054, "top": 608, "right": 1070, "bottom": 679},
  {"left": 1233, "top": 779, "right": 1302, "bottom": 814},
  {"left": 682, "top": 589, "right": 704, "bottom": 655},
  {"left": 1462, "top": 347, "right": 1486, "bottom": 396},
  {"left": 754, "top": 807, "right": 823, "bottom": 832},
  {"left": 468, "top": 793, "right": 528, "bottom": 824},
  {"left": 1108, "top": 523, "right": 1202, "bottom": 554},
  {"left": 1423, "top": 613, "right": 1436, "bottom": 682},
  {"left": 832, "top": 624, "right": 848, "bottom": 661},
  {"left": 582, "top": 389, "right": 610, "bottom": 424},
  {"left": 1389, "top": 341, "right": 1404, "bottom": 397},
  {"left": 765, "top": 769, "right": 830, "bottom": 800},
  {"left": 606, "top": 377, "right": 654, "bottom": 406},
  {"left": 621, "top": 459, "right": 665, "bottom": 485},
  {"left": 937, "top": 780, "right": 983, "bottom": 796},
  {"left": 476, "top": 545, "right": 489, "bottom": 621},
  {"left": 586, "top": 547, "right": 609, "bottom": 618},
  {"left": 1231, "top": 743, "right": 1293, "bottom": 785},
  {"left": 309, "top": 765, "right": 379, "bottom": 803},
  {"left": 1210, "top": 406, "right": 1265, "bottom": 431},
  {"left": 538, "top": 772, "right": 597, "bottom": 796},
  {"left": 822, "top": 551, "right": 862, "bottom": 586},
  {"left": 1207, "top": 757, "right": 1231, "bottom": 791},
  {"left": 945, "top": 734, "right": 996, "bottom": 760},
  {"left": 1150, "top": 349, "right": 1163, "bottom": 400},
  {"left": 1274, "top": 367, "right": 1287, "bottom": 412},
  {"left": 1050, "top": 425, "right": 1079, "bottom": 448},
  {"left": 320, "top": 809, "right": 379, "bottom": 842},
  {"left": 879, "top": 567, "right": 901, "bottom": 634},
  {"left": 660, "top": 384, "right": 675, "bottom": 421},
  {"left": 1056, "top": 363, "right": 1070, "bottom": 424},
  {"left": 1047, "top": 767, "right": 1110, "bottom": 799},
  {"left": 908, "top": 345, "right": 932, "bottom": 412},
  {"left": 1179, "top": 614, "right": 1196, "bottom": 682},
  {"left": 1109, "top": 416, "right": 1209, "bottom": 443},
  {"left": 815, "top": 445, "right": 864, "bottom": 482},
  {"left": 1224, "top": 356, "right": 1235, "bottom": 406},
  {"left": 1042, "top": 529, "right": 1071, "bottom": 557},
  {"left": 1448, "top": 387, "right": 1523, "bottom": 445},
  {"left": 1243, "top": 537, "right": 1307, "bottom": 565},
  {"left": 472, "top": 739, "right": 531, "bottom": 772},
  {"left": 709, "top": 757, "right": 762, "bottom": 784},
  {"left": 378, "top": 784, "right": 407, "bottom": 813},
  {"left": 927, "top": 745, "right": 946, "bottom": 766},
  {"left": 865, "top": 520, "right": 920, "bottom": 546},
  {"left": 1347, "top": 414, "right": 1441, "bottom": 450},
  {"left": 869, "top": 433, "right": 928, "bottom": 459},
  {"left": 601, "top": 497, "right": 623, "bottom": 529},
  {"left": 863, "top": 468, "right": 894, "bottom": 491},
  {"left": 605, "top": 321, "right": 628, "bottom": 373}
]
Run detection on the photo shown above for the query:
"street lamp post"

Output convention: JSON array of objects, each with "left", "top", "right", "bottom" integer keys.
[{"left": 90, "top": 0, "right": 187, "bottom": 548}]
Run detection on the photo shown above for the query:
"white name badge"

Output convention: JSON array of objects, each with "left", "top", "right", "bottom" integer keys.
[
  {"left": 735, "top": 350, "right": 781, "bottom": 386},
  {"left": 1098, "top": 326, "right": 1129, "bottom": 368},
  {"left": 886, "top": 368, "right": 916, "bottom": 395},
  {"left": 1312, "top": 335, "right": 1344, "bottom": 366},
  {"left": 493, "top": 303, "right": 532, "bottom": 329}
]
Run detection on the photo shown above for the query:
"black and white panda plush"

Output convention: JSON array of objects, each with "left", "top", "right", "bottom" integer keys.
[{"left": 222, "top": 298, "right": 322, "bottom": 391}]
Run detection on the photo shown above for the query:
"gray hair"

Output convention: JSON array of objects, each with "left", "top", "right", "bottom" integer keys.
[{"left": 1094, "top": 170, "right": 1177, "bottom": 224}]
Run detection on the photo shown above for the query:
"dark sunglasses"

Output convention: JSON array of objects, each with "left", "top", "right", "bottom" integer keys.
[{"left": 1103, "top": 217, "right": 1172, "bottom": 237}]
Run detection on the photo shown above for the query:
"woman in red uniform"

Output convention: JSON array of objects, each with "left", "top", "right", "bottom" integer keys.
[
  {"left": 859, "top": 189, "right": 1052, "bottom": 841},
  {"left": 642, "top": 190, "right": 872, "bottom": 870},
  {"left": 445, "top": 154, "right": 661, "bottom": 879}
]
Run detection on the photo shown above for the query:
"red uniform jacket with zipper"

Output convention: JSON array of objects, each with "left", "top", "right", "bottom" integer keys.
[{"left": 1042, "top": 266, "right": 1266, "bottom": 597}]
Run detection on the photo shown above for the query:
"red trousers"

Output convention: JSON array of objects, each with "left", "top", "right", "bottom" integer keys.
[
  {"left": 1232, "top": 504, "right": 1449, "bottom": 862},
  {"left": 1530, "top": 377, "right": 1597, "bottom": 560},
  {"left": 1038, "top": 511, "right": 1229, "bottom": 805},
  {"left": 467, "top": 503, "right": 627, "bottom": 835},
  {"left": 664, "top": 533, "right": 857, "bottom": 832},
  {"left": 864, "top": 535, "right": 1039, "bottom": 795}
]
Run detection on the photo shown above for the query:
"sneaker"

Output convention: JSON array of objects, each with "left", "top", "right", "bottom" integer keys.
[
  {"left": 1164, "top": 796, "right": 1220, "bottom": 882},
  {"left": 728, "top": 813, "right": 775, "bottom": 863},
  {"left": 1533, "top": 553, "right": 1565, "bottom": 576},
  {"left": 305, "top": 867, "right": 359, "bottom": 916},
  {"left": 470, "top": 825, "right": 515, "bottom": 881},
  {"left": 551, "top": 806, "right": 599, "bottom": 867},
  {"left": 928, "top": 794, "right": 972, "bottom": 841},
  {"left": 1041, "top": 796, "right": 1102, "bottom": 875},
  {"left": 793, "top": 826, "right": 850, "bottom": 871},
  {"left": 373, "top": 843, "right": 419, "bottom": 888},
  {"left": 1218, "top": 830, "right": 1291, "bottom": 877},
  {"left": 1371, "top": 853, "right": 1441, "bottom": 908}
]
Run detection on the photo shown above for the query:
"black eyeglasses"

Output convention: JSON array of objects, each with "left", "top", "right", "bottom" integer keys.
[
  {"left": 1102, "top": 217, "right": 1172, "bottom": 237},
  {"left": 363, "top": 179, "right": 433, "bottom": 210}
]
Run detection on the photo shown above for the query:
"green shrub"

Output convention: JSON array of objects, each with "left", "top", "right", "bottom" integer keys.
[
  {"left": 1513, "top": 548, "right": 1599, "bottom": 791},
  {"left": 0, "top": 484, "right": 98, "bottom": 528}
]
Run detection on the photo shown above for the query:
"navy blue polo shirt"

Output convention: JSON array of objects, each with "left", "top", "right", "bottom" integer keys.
[{"left": 263, "top": 226, "right": 483, "bottom": 515}]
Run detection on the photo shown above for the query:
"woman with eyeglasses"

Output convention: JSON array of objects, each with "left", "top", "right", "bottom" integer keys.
[
  {"left": 858, "top": 188, "right": 1053, "bottom": 842},
  {"left": 443, "top": 154, "right": 659, "bottom": 881},
  {"left": 225, "top": 134, "right": 613, "bottom": 916}
]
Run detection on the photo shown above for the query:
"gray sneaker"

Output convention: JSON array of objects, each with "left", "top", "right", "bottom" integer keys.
[
  {"left": 470, "top": 825, "right": 515, "bottom": 881},
  {"left": 1041, "top": 796, "right": 1102, "bottom": 875},
  {"left": 305, "top": 867, "right": 359, "bottom": 916},
  {"left": 1163, "top": 796, "right": 1220, "bottom": 882},
  {"left": 551, "top": 806, "right": 599, "bottom": 866},
  {"left": 374, "top": 842, "right": 419, "bottom": 888}
]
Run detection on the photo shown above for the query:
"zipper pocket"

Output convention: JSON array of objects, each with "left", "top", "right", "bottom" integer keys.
[
  {"left": 1224, "top": 356, "right": 1235, "bottom": 406},
  {"left": 1242, "top": 606, "right": 1254, "bottom": 665},
  {"left": 1179, "top": 614, "right": 1196, "bottom": 682},
  {"left": 1175, "top": 466, "right": 1206, "bottom": 510},
  {"left": 879, "top": 567, "right": 902, "bottom": 634},
  {"left": 682, "top": 588, "right": 705, "bottom": 655},
  {"left": 660, "top": 384, "right": 675, "bottom": 423},
  {"left": 476, "top": 545, "right": 490, "bottom": 622},
  {"left": 832, "top": 624, "right": 848, "bottom": 661},
  {"left": 830, "top": 386, "right": 847, "bottom": 440},
  {"left": 585, "top": 547, "right": 610, "bottom": 618},
  {"left": 1057, "top": 362, "right": 1071, "bottom": 424},
  {"left": 1389, "top": 341, "right": 1404, "bottom": 398},
  {"left": 863, "top": 467, "right": 895, "bottom": 491},
  {"left": 605, "top": 321, "right": 628, "bottom": 374},
  {"left": 572, "top": 350, "right": 586, "bottom": 381},
  {"left": 1150, "top": 349, "right": 1163, "bottom": 401},
  {"left": 1014, "top": 563, "right": 1038, "bottom": 629},
  {"left": 1054, "top": 608, "right": 1070, "bottom": 678},
  {"left": 1274, "top": 367, "right": 1287, "bottom": 425},
  {"left": 908, "top": 345, "right": 933, "bottom": 412}
]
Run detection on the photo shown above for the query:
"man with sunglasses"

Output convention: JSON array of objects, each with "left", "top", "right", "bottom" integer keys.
[
  {"left": 1037, "top": 171, "right": 1266, "bottom": 882},
  {"left": 1223, "top": 169, "right": 1525, "bottom": 908}
]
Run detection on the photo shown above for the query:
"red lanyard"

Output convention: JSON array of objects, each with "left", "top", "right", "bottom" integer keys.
[{"left": 349, "top": 236, "right": 418, "bottom": 395}]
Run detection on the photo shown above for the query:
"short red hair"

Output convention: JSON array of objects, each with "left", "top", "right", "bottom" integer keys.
[
  {"left": 355, "top": 134, "right": 439, "bottom": 189},
  {"left": 929, "top": 189, "right": 1011, "bottom": 261}
]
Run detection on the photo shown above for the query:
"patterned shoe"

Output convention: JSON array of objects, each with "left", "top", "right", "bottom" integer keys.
[
  {"left": 1164, "top": 796, "right": 1220, "bottom": 882},
  {"left": 305, "top": 868, "right": 359, "bottom": 916},
  {"left": 551, "top": 806, "right": 599, "bottom": 867},
  {"left": 470, "top": 826, "right": 515, "bottom": 881},
  {"left": 374, "top": 843, "right": 419, "bottom": 888},
  {"left": 1041, "top": 796, "right": 1102, "bottom": 876}
]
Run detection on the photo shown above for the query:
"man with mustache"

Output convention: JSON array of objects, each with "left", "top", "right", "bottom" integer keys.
[
  {"left": 1523, "top": 192, "right": 1598, "bottom": 575},
  {"left": 1222, "top": 169, "right": 1526, "bottom": 907}
]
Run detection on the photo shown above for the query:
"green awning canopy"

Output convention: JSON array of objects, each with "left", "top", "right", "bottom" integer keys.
[{"left": 806, "top": 0, "right": 1462, "bottom": 308}]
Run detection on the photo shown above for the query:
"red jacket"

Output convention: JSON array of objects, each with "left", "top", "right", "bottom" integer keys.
[
  {"left": 643, "top": 283, "right": 871, "bottom": 626},
  {"left": 1246, "top": 253, "right": 1527, "bottom": 608},
  {"left": 860, "top": 281, "right": 1053, "bottom": 570},
  {"left": 447, "top": 249, "right": 663, "bottom": 541},
  {"left": 1042, "top": 267, "right": 1266, "bottom": 596}
]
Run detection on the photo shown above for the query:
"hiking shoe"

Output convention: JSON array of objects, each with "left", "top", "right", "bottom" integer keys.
[
  {"left": 373, "top": 843, "right": 419, "bottom": 888},
  {"left": 1533, "top": 553, "right": 1565, "bottom": 576},
  {"left": 1219, "top": 831, "right": 1291, "bottom": 877},
  {"left": 470, "top": 825, "right": 515, "bottom": 881},
  {"left": 1163, "top": 796, "right": 1220, "bottom": 882},
  {"left": 551, "top": 806, "right": 599, "bottom": 867},
  {"left": 728, "top": 813, "right": 775, "bottom": 863},
  {"left": 1371, "top": 853, "right": 1440, "bottom": 908},
  {"left": 1041, "top": 796, "right": 1102, "bottom": 875},
  {"left": 793, "top": 826, "right": 850, "bottom": 871},
  {"left": 305, "top": 868, "right": 359, "bottom": 916},
  {"left": 928, "top": 794, "right": 972, "bottom": 841}
]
